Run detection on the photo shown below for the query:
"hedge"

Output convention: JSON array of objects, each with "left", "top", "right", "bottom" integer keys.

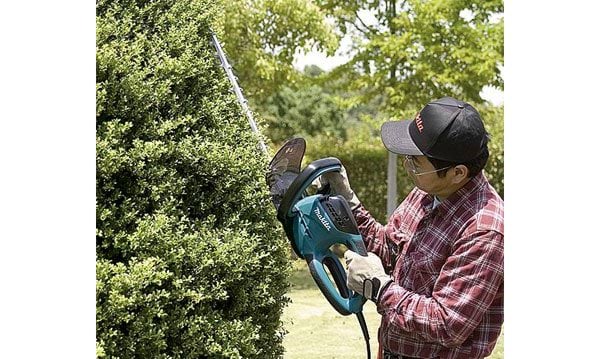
[{"left": 96, "top": 0, "right": 290, "bottom": 357}]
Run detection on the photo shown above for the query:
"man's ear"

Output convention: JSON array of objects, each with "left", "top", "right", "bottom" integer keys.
[{"left": 451, "top": 165, "right": 469, "bottom": 184}]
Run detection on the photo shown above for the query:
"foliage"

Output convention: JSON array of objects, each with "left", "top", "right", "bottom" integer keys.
[
  {"left": 316, "top": 0, "right": 504, "bottom": 117},
  {"left": 261, "top": 68, "right": 349, "bottom": 143},
  {"left": 481, "top": 104, "right": 504, "bottom": 198},
  {"left": 96, "top": 0, "right": 291, "bottom": 357},
  {"left": 218, "top": 0, "right": 340, "bottom": 103},
  {"left": 260, "top": 61, "right": 391, "bottom": 146}
]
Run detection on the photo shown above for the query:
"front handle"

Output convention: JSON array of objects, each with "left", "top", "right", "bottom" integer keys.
[
  {"left": 307, "top": 252, "right": 366, "bottom": 316},
  {"left": 277, "top": 157, "right": 341, "bottom": 222}
]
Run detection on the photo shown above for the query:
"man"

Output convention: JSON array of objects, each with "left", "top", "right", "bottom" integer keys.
[{"left": 320, "top": 97, "right": 503, "bottom": 359}]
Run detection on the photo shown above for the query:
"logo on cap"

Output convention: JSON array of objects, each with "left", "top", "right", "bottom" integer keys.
[{"left": 415, "top": 113, "right": 424, "bottom": 133}]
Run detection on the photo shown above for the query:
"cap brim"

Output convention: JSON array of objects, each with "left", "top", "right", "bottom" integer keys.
[{"left": 380, "top": 121, "right": 424, "bottom": 155}]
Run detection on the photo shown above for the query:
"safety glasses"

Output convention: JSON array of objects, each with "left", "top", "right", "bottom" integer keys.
[{"left": 403, "top": 155, "right": 451, "bottom": 176}]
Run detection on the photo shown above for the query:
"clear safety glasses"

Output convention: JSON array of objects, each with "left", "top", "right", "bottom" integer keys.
[{"left": 403, "top": 155, "right": 452, "bottom": 176}]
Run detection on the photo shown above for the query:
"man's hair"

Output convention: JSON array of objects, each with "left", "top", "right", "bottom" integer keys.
[{"left": 429, "top": 145, "right": 489, "bottom": 179}]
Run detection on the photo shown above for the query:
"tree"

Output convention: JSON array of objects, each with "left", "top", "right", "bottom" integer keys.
[
  {"left": 218, "top": 0, "right": 340, "bottom": 103},
  {"left": 96, "top": 0, "right": 290, "bottom": 357},
  {"left": 316, "top": 0, "right": 504, "bottom": 117},
  {"left": 260, "top": 65, "right": 351, "bottom": 143},
  {"left": 262, "top": 84, "right": 347, "bottom": 143}
]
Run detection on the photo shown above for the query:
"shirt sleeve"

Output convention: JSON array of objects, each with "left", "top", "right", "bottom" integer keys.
[
  {"left": 376, "top": 230, "right": 504, "bottom": 348},
  {"left": 352, "top": 203, "right": 407, "bottom": 274}
]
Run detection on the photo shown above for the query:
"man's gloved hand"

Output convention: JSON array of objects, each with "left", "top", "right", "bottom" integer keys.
[
  {"left": 316, "top": 165, "right": 360, "bottom": 209},
  {"left": 345, "top": 250, "right": 392, "bottom": 303}
]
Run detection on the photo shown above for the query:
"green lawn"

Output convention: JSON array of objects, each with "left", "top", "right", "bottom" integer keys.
[{"left": 282, "top": 259, "right": 503, "bottom": 359}]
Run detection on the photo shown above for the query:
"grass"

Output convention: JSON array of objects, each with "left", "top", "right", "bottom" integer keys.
[{"left": 282, "top": 259, "right": 503, "bottom": 358}]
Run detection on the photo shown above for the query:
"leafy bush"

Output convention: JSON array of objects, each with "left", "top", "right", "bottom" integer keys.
[
  {"left": 96, "top": 0, "right": 290, "bottom": 357},
  {"left": 262, "top": 85, "right": 348, "bottom": 143}
]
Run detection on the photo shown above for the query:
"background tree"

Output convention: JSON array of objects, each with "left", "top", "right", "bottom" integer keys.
[
  {"left": 261, "top": 66, "right": 350, "bottom": 143},
  {"left": 218, "top": 0, "right": 340, "bottom": 103},
  {"left": 316, "top": 0, "right": 504, "bottom": 117},
  {"left": 262, "top": 84, "right": 347, "bottom": 143}
]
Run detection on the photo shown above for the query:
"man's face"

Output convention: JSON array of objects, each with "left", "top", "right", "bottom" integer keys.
[{"left": 402, "top": 155, "right": 456, "bottom": 198}]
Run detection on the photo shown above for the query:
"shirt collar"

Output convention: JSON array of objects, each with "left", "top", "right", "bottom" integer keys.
[
  {"left": 431, "top": 172, "right": 488, "bottom": 217},
  {"left": 432, "top": 196, "right": 442, "bottom": 209}
]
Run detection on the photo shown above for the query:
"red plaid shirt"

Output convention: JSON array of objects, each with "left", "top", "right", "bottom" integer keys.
[{"left": 352, "top": 172, "right": 503, "bottom": 359}]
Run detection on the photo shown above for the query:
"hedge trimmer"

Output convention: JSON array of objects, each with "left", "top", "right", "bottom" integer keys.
[
  {"left": 211, "top": 32, "right": 372, "bottom": 359},
  {"left": 266, "top": 138, "right": 372, "bottom": 359}
]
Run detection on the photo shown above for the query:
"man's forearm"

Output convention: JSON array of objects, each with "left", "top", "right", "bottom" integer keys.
[{"left": 352, "top": 203, "right": 397, "bottom": 272}]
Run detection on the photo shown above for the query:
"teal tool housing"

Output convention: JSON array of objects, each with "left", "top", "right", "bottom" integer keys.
[
  {"left": 289, "top": 193, "right": 367, "bottom": 314},
  {"left": 277, "top": 157, "right": 372, "bottom": 357}
]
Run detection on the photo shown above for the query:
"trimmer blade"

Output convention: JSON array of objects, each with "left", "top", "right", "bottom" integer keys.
[{"left": 266, "top": 137, "right": 306, "bottom": 210}]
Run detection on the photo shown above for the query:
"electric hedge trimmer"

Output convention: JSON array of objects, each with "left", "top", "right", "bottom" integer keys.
[
  {"left": 211, "top": 32, "right": 372, "bottom": 359},
  {"left": 266, "top": 138, "right": 372, "bottom": 358}
]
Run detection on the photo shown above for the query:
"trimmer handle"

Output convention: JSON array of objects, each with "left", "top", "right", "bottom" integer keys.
[
  {"left": 307, "top": 193, "right": 369, "bottom": 316},
  {"left": 277, "top": 157, "right": 342, "bottom": 222},
  {"left": 307, "top": 237, "right": 367, "bottom": 315}
]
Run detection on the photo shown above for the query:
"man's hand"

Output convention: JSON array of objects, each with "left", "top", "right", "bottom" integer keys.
[
  {"left": 345, "top": 250, "right": 392, "bottom": 303},
  {"left": 317, "top": 165, "right": 360, "bottom": 209}
]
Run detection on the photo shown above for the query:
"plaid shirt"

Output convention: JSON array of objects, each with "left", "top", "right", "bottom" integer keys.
[{"left": 352, "top": 172, "right": 503, "bottom": 359}]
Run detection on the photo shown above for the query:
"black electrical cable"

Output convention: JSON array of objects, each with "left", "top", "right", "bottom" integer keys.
[{"left": 356, "top": 312, "right": 371, "bottom": 359}]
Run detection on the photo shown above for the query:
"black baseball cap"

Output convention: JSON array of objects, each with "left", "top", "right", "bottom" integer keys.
[{"left": 381, "top": 97, "right": 488, "bottom": 163}]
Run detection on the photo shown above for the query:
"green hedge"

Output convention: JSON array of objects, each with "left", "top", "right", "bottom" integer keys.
[
  {"left": 96, "top": 0, "right": 290, "bottom": 357},
  {"left": 302, "top": 105, "right": 504, "bottom": 223}
]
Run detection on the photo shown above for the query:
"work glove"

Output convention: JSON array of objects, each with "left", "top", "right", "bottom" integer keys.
[
  {"left": 316, "top": 165, "right": 361, "bottom": 209},
  {"left": 345, "top": 250, "right": 392, "bottom": 303}
]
